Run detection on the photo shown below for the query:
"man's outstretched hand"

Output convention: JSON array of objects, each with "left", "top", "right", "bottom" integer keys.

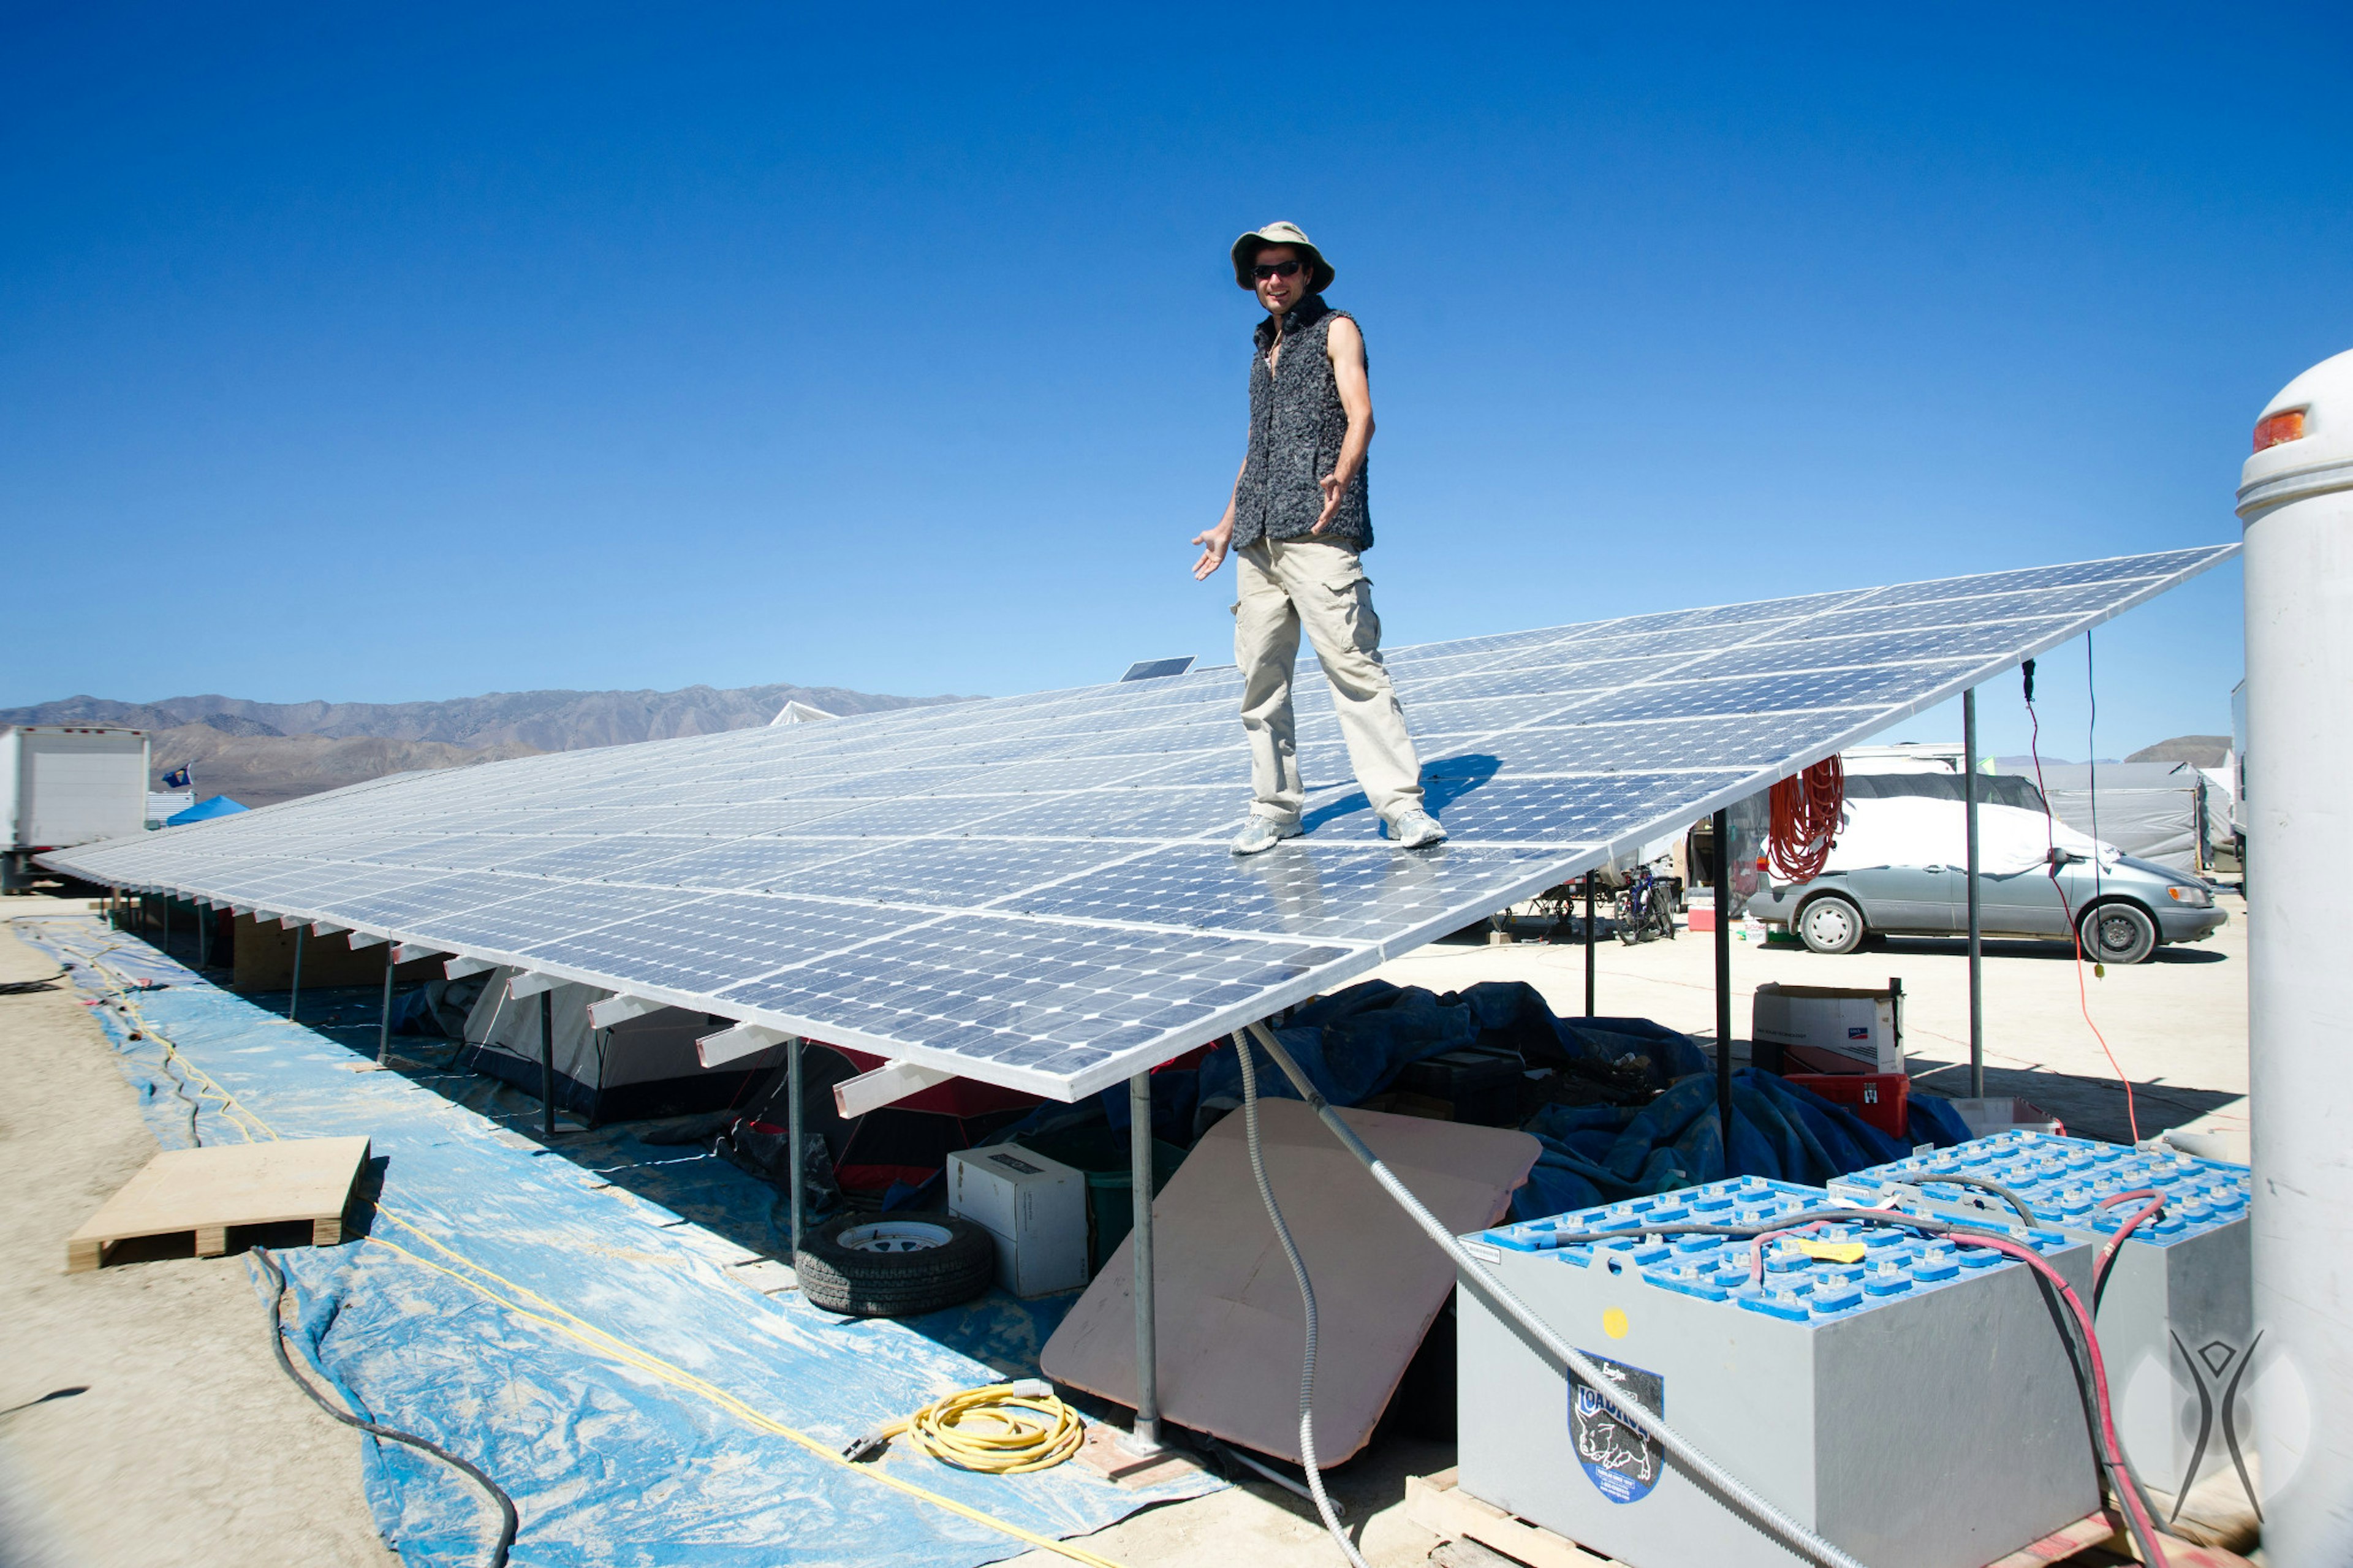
[
  {"left": 1192, "top": 521, "right": 1233, "bottom": 580},
  {"left": 1314, "top": 468, "right": 1345, "bottom": 532}
]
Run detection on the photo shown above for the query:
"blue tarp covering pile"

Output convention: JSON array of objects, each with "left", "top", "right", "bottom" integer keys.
[
  {"left": 1076, "top": 977, "right": 1970, "bottom": 1225},
  {"left": 1512, "top": 1069, "right": 1974, "bottom": 1221},
  {"left": 20, "top": 916, "right": 1216, "bottom": 1568},
  {"left": 1096, "top": 978, "right": 1711, "bottom": 1143}
]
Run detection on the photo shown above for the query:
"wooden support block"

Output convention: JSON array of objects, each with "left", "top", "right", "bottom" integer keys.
[
  {"left": 1402, "top": 1469, "right": 1633, "bottom": 1568},
  {"left": 1072, "top": 1424, "right": 1205, "bottom": 1490},
  {"left": 1404, "top": 1468, "right": 2134, "bottom": 1568},
  {"left": 66, "top": 1136, "right": 371, "bottom": 1273}
]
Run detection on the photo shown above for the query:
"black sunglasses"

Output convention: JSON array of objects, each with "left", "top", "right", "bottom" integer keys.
[{"left": 1252, "top": 260, "right": 1305, "bottom": 281}]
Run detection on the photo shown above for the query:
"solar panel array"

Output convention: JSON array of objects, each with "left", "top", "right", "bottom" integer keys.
[{"left": 46, "top": 547, "right": 2234, "bottom": 1100}]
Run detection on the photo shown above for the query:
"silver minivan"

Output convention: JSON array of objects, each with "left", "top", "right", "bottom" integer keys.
[{"left": 1743, "top": 774, "right": 2227, "bottom": 963}]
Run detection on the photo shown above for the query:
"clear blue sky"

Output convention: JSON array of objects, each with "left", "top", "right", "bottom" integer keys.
[{"left": 6, "top": 4, "right": 2347, "bottom": 760}]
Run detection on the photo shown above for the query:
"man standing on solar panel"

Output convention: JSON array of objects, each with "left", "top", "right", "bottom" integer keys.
[{"left": 1192, "top": 221, "right": 1448, "bottom": 857}]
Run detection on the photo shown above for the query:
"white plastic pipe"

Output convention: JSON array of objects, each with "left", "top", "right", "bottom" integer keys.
[{"left": 2237, "top": 345, "right": 2353, "bottom": 1563}]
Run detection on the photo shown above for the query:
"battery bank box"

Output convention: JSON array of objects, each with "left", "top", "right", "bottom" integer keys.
[
  {"left": 1455, "top": 1176, "right": 2097, "bottom": 1568},
  {"left": 1830, "top": 1131, "right": 2254, "bottom": 1506}
]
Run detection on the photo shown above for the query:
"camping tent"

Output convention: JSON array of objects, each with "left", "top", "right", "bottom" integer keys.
[
  {"left": 2031, "top": 763, "right": 2209, "bottom": 875},
  {"left": 166, "top": 795, "right": 249, "bottom": 826},
  {"left": 461, "top": 969, "right": 787, "bottom": 1123}
]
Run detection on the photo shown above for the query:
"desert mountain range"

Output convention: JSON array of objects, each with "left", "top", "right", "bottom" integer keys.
[{"left": 2, "top": 683, "right": 957, "bottom": 808}]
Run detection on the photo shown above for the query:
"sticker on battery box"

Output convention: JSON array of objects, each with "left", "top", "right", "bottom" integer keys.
[{"left": 1568, "top": 1354, "right": 1664, "bottom": 1504}]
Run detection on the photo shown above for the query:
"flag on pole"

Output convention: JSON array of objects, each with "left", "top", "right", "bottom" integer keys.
[{"left": 162, "top": 765, "right": 192, "bottom": 790}]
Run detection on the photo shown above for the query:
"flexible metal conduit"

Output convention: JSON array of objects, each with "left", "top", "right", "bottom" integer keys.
[{"left": 1241, "top": 1021, "right": 1870, "bottom": 1568}]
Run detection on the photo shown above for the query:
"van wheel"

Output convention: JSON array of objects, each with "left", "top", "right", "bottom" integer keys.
[
  {"left": 2080, "top": 902, "right": 2158, "bottom": 965},
  {"left": 795, "top": 1213, "right": 996, "bottom": 1317},
  {"left": 1796, "top": 895, "right": 1865, "bottom": 955}
]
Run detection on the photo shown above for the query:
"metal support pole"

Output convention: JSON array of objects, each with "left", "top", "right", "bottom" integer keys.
[
  {"left": 1713, "top": 808, "right": 1733, "bottom": 1142},
  {"left": 197, "top": 906, "right": 210, "bottom": 969},
  {"left": 161, "top": 897, "right": 170, "bottom": 958},
  {"left": 377, "top": 950, "right": 396, "bottom": 1066},
  {"left": 540, "top": 988, "right": 557, "bottom": 1138},
  {"left": 1583, "top": 872, "right": 1596, "bottom": 1017},
  {"left": 287, "top": 925, "right": 304, "bottom": 1023},
  {"left": 787, "top": 1035, "right": 806, "bottom": 1265},
  {"left": 1125, "top": 1069, "right": 1161, "bottom": 1454},
  {"left": 1963, "top": 687, "right": 1985, "bottom": 1097}
]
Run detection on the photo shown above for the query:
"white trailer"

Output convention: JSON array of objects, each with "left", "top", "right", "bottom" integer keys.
[{"left": 2, "top": 725, "right": 152, "bottom": 890}]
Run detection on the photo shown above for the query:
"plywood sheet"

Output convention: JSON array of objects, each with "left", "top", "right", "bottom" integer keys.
[
  {"left": 1040, "top": 1101, "right": 1537, "bottom": 1464},
  {"left": 67, "top": 1135, "right": 371, "bottom": 1271}
]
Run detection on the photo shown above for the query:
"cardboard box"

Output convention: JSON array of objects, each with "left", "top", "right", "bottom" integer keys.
[
  {"left": 1752, "top": 982, "right": 1903, "bottom": 1074},
  {"left": 948, "top": 1145, "right": 1089, "bottom": 1298}
]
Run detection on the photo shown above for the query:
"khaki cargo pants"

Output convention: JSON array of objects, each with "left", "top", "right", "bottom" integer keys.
[{"left": 1233, "top": 537, "right": 1427, "bottom": 828}]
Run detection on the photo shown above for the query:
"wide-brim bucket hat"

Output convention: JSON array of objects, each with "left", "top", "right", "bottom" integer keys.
[{"left": 1231, "top": 221, "right": 1335, "bottom": 294}]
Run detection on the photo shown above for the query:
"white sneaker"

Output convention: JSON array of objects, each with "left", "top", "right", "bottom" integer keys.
[
  {"left": 1230, "top": 816, "right": 1303, "bottom": 856},
  {"left": 1387, "top": 807, "right": 1447, "bottom": 849}
]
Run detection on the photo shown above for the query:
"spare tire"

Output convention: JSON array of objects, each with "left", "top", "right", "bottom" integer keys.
[{"left": 795, "top": 1213, "right": 996, "bottom": 1317}]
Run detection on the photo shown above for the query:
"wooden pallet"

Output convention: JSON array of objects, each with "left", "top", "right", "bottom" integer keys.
[
  {"left": 67, "top": 1136, "right": 371, "bottom": 1273},
  {"left": 1404, "top": 1468, "right": 2135, "bottom": 1568}
]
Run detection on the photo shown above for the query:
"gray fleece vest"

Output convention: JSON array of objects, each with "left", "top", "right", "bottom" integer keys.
[{"left": 1231, "top": 296, "right": 1372, "bottom": 551}]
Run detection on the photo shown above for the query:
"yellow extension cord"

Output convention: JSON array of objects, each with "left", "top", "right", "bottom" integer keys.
[
  {"left": 868, "top": 1384, "right": 1088, "bottom": 1474},
  {"left": 69, "top": 940, "right": 1126, "bottom": 1568}
]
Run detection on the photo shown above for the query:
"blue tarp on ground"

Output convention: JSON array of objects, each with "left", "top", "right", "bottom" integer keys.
[{"left": 19, "top": 916, "right": 1217, "bottom": 1568}]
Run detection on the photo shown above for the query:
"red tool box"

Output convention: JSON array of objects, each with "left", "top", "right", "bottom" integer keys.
[{"left": 1784, "top": 1072, "right": 1910, "bottom": 1140}]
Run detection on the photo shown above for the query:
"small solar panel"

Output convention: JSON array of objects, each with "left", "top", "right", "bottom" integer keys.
[
  {"left": 1120, "top": 656, "right": 1197, "bottom": 681},
  {"left": 46, "top": 546, "right": 2234, "bottom": 1100}
]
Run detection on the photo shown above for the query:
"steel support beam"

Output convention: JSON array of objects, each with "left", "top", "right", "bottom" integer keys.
[
  {"left": 539, "top": 988, "right": 557, "bottom": 1137},
  {"left": 586, "top": 993, "right": 661, "bottom": 1029},
  {"left": 696, "top": 1021, "right": 791, "bottom": 1069},
  {"left": 1583, "top": 871, "right": 1596, "bottom": 1017},
  {"left": 1963, "top": 687, "right": 1985, "bottom": 1097},
  {"left": 1124, "top": 1068, "right": 1161, "bottom": 1455},
  {"left": 288, "top": 925, "right": 305, "bottom": 1023},
  {"left": 832, "top": 1059, "right": 953, "bottom": 1118},
  {"left": 787, "top": 1036, "right": 806, "bottom": 1268},
  {"left": 1713, "top": 808, "right": 1733, "bottom": 1143}
]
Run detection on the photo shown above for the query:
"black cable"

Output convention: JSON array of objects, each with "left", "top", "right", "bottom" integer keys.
[
  {"left": 0, "top": 969, "right": 69, "bottom": 995},
  {"left": 254, "top": 1249, "right": 517, "bottom": 1568},
  {"left": 1886, "top": 1172, "right": 2040, "bottom": 1227},
  {"left": 2088, "top": 632, "right": 2102, "bottom": 904}
]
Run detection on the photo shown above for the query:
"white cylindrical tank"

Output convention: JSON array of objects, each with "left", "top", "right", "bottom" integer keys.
[{"left": 2236, "top": 346, "right": 2353, "bottom": 1561}]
